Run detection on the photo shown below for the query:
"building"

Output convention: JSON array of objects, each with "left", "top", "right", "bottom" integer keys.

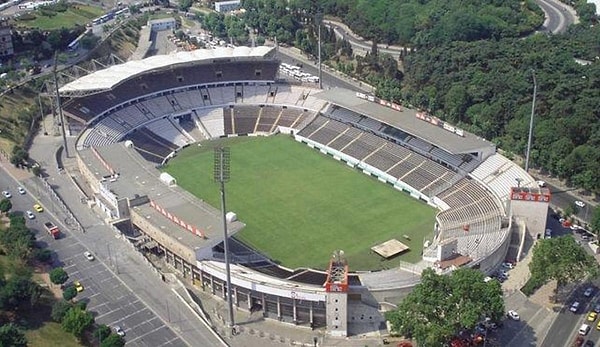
[
  {"left": 214, "top": 0, "right": 240, "bottom": 13},
  {"left": 147, "top": 17, "right": 176, "bottom": 32},
  {"left": 0, "top": 20, "right": 14, "bottom": 59}
]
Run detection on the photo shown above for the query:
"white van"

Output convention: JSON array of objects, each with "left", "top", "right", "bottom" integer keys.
[{"left": 579, "top": 323, "right": 590, "bottom": 335}]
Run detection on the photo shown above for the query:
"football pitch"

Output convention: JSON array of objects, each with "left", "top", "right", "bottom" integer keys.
[{"left": 163, "top": 135, "right": 437, "bottom": 271}]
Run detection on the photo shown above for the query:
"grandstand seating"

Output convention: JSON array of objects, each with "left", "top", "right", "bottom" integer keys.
[
  {"left": 471, "top": 153, "right": 536, "bottom": 201},
  {"left": 198, "top": 108, "right": 225, "bottom": 138},
  {"left": 230, "top": 105, "right": 261, "bottom": 135},
  {"left": 145, "top": 118, "right": 190, "bottom": 148},
  {"left": 63, "top": 61, "right": 279, "bottom": 123}
]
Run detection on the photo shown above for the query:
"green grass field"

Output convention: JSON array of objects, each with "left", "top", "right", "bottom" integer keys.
[
  {"left": 164, "top": 135, "right": 437, "bottom": 271},
  {"left": 16, "top": 5, "right": 103, "bottom": 30}
]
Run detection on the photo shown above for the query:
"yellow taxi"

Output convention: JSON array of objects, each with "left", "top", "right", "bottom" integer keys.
[
  {"left": 74, "top": 281, "right": 84, "bottom": 293},
  {"left": 33, "top": 204, "right": 44, "bottom": 212},
  {"left": 588, "top": 311, "right": 597, "bottom": 322}
]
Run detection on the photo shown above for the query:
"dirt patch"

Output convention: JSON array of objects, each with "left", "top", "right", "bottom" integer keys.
[{"left": 528, "top": 279, "right": 577, "bottom": 311}]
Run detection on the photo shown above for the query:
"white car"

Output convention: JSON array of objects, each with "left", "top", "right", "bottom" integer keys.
[
  {"left": 584, "top": 287, "right": 594, "bottom": 297},
  {"left": 545, "top": 229, "right": 552, "bottom": 238},
  {"left": 536, "top": 180, "right": 546, "bottom": 187},
  {"left": 507, "top": 310, "right": 520, "bottom": 321},
  {"left": 114, "top": 325, "right": 125, "bottom": 337},
  {"left": 502, "top": 262, "right": 514, "bottom": 269},
  {"left": 2, "top": 190, "right": 11, "bottom": 198},
  {"left": 17, "top": 187, "right": 25, "bottom": 195},
  {"left": 83, "top": 251, "right": 95, "bottom": 261},
  {"left": 571, "top": 301, "right": 581, "bottom": 312},
  {"left": 26, "top": 211, "right": 35, "bottom": 220},
  {"left": 575, "top": 201, "right": 586, "bottom": 208}
]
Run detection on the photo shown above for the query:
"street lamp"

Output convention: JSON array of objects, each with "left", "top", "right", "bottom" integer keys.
[{"left": 525, "top": 69, "right": 537, "bottom": 173}]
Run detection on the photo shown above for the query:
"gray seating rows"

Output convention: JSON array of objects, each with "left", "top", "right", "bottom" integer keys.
[{"left": 63, "top": 61, "right": 280, "bottom": 123}]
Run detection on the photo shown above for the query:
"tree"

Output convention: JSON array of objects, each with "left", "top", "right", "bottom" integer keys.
[
  {"left": 0, "top": 323, "right": 27, "bottom": 347},
  {"left": 529, "top": 236, "right": 599, "bottom": 291},
  {"left": 0, "top": 198, "right": 12, "bottom": 215},
  {"left": 61, "top": 306, "right": 94, "bottom": 338},
  {"left": 94, "top": 324, "right": 111, "bottom": 342},
  {"left": 51, "top": 300, "right": 74, "bottom": 322},
  {"left": 591, "top": 207, "right": 600, "bottom": 236},
  {"left": 0, "top": 276, "right": 41, "bottom": 310},
  {"left": 34, "top": 248, "right": 53, "bottom": 263},
  {"left": 49, "top": 267, "right": 68, "bottom": 286},
  {"left": 178, "top": 0, "right": 192, "bottom": 11},
  {"left": 62, "top": 286, "right": 77, "bottom": 301},
  {"left": 386, "top": 268, "right": 504, "bottom": 346},
  {"left": 100, "top": 333, "right": 125, "bottom": 347}
]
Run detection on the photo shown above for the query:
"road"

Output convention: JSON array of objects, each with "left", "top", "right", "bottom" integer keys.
[
  {"left": 0, "top": 138, "right": 225, "bottom": 346},
  {"left": 534, "top": 0, "right": 578, "bottom": 34},
  {"left": 322, "top": 20, "right": 407, "bottom": 58}
]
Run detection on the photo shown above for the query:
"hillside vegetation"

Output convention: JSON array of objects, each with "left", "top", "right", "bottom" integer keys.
[
  {"left": 242, "top": 0, "right": 543, "bottom": 46},
  {"left": 400, "top": 24, "right": 600, "bottom": 193}
]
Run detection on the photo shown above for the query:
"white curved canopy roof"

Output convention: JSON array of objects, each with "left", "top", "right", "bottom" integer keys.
[{"left": 60, "top": 46, "right": 275, "bottom": 94}]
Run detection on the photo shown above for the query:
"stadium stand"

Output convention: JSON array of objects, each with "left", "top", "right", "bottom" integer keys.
[
  {"left": 471, "top": 153, "right": 537, "bottom": 202},
  {"left": 145, "top": 117, "right": 190, "bottom": 148},
  {"left": 199, "top": 108, "right": 225, "bottom": 138}
]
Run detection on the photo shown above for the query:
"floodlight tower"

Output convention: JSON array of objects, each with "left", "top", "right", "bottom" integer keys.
[{"left": 213, "top": 147, "right": 235, "bottom": 329}]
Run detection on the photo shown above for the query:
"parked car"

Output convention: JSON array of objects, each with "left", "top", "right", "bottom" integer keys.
[
  {"left": 2, "top": 190, "right": 11, "bottom": 198},
  {"left": 26, "top": 211, "right": 35, "bottom": 220},
  {"left": 575, "top": 201, "right": 586, "bottom": 208},
  {"left": 507, "top": 310, "right": 520, "bottom": 321},
  {"left": 584, "top": 287, "right": 594, "bottom": 298},
  {"left": 84, "top": 251, "right": 94, "bottom": 261},
  {"left": 114, "top": 325, "right": 125, "bottom": 337},
  {"left": 545, "top": 229, "right": 552, "bottom": 238},
  {"left": 74, "top": 281, "right": 84, "bottom": 292},
  {"left": 17, "top": 187, "right": 25, "bottom": 194},
  {"left": 592, "top": 303, "right": 600, "bottom": 313},
  {"left": 588, "top": 312, "right": 597, "bottom": 322},
  {"left": 585, "top": 340, "right": 595, "bottom": 347},
  {"left": 33, "top": 204, "right": 43, "bottom": 212},
  {"left": 572, "top": 301, "right": 581, "bottom": 313},
  {"left": 502, "top": 262, "right": 514, "bottom": 269}
]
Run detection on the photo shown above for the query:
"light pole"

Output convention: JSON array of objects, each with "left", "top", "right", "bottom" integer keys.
[
  {"left": 316, "top": 12, "right": 323, "bottom": 90},
  {"left": 53, "top": 51, "right": 69, "bottom": 158},
  {"left": 214, "top": 147, "right": 235, "bottom": 329},
  {"left": 525, "top": 69, "right": 537, "bottom": 173}
]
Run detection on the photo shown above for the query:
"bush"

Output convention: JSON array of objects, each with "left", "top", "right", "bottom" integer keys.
[
  {"left": 521, "top": 276, "right": 546, "bottom": 296},
  {"left": 62, "top": 286, "right": 77, "bottom": 301},
  {"left": 34, "top": 248, "right": 52, "bottom": 263},
  {"left": 51, "top": 300, "right": 73, "bottom": 322}
]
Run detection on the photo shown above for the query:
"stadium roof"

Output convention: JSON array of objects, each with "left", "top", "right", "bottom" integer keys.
[
  {"left": 59, "top": 46, "right": 275, "bottom": 95},
  {"left": 315, "top": 88, "right": 495, "bottom": 155},
  {"left": 79, "top": 143, "right": 244, "bottom": 244}
]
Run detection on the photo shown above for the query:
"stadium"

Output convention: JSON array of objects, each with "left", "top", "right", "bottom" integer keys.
[{"left": 59, "top": 46, "right": 549, "bottom": 336}]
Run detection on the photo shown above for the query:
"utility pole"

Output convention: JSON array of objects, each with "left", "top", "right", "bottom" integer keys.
[
  {"left": 316, "top": 12, "right": 323, "bottom": 90},
  {"left": 53, "top": 51, "right": 69, "bottom": 158},
  {"left": 525, "top": 69, "right": 536, "bottom": 173},
  {"left": 214, "top": 147, "right": 235, "bottom": 329}
]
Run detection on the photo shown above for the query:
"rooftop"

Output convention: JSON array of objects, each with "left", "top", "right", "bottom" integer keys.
[
  {"left": 59, "top": 46, "right": 275, "bottom": 95},
  {"left": 81, "top": 143, "right": 244, "bottom": 242},
  {"left": 315, "top": 88, "right": 496, "bottom": 155}
]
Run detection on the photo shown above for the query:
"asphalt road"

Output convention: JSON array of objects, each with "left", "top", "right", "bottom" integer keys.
[
  {"left": 1, "top": 136, "right": 226, "bottom": 346},
  {"left": 534, "top": 0, "right": 578, "bottom": 34}
]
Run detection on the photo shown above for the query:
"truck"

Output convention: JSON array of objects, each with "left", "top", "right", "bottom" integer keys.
[{"left": 43, "top": 222, "right": 60, "bottom": 239}]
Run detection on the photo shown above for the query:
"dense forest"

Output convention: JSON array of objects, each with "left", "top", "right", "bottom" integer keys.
[
  {"left": 401, "top": 26, "right": 600, "bottom": 192},
  {"left": 242, "top": 0, "right": 543, "bottom": 46}
]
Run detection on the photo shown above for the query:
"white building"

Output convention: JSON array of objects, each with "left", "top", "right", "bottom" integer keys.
[
  {"left": 147, "top": 17, "right": 176, "bottom": 32},
  {"left": 214, "top": 0, "right": 240, "bottom": 13}
]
